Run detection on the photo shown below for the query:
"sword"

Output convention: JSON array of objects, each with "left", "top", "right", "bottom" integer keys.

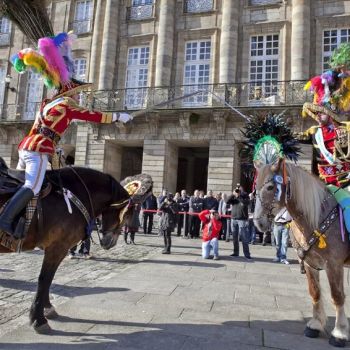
[
  {"left": 130, "top": 90, "right": 205, "bottom": 118},
  {"left": 207, "top": 90, "right": 251, "bottom": 122},
  {"left": 120, "top": 88, "right": 251, "bottom": 122}
]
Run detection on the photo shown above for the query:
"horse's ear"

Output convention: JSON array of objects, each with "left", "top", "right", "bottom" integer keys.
[{"left": 270, "top": 158, "right": 283, "bottom": 173}]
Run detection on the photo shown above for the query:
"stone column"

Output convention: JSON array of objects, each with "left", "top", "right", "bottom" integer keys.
[
  {"left": 98, "top": 0, "right": 119, "bottom": 90},
  {"left": 74, "top": 124, "right": 90, "bottom": 166},
  {"left": 164, "top": 141, "right": 178, "bottom": 193},
  {"left": 291, "top": 0, "right": 310, "bottom": 80},
  {"left": 219, "top": 0, "right": 239, "bottom": 83},
  {"left": 154, "top": 0, "right": 175, "bottom": 87},
  {"left": 207, "top": 140, "right": 236, "bottom": 194},
  {"left": 104, "top": 141, "right": 123, "bottom": 180},
  {"left": 89, "top": 0, "right": 104, "bottom": 86},
  {"left": 142, "top": 139, "right": 178, "bottom": 194}
]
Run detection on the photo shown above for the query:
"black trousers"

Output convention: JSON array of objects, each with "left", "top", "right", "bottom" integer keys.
[
  {"left": 189, "top": 214, "right": 200, "bottom": 238},
  {"left": 161, "top": 228, "right": 172, "bottom": 252},
  {"left": 143, "top": 213, "right": 154, "bottom": 234},
  {"left": 177, "top": 213, "right": 188, "bottom": 236}
]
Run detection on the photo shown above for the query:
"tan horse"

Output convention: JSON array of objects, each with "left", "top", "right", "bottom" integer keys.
[{"left": 254, "top": 162, "right": 350, "bottom": 347}]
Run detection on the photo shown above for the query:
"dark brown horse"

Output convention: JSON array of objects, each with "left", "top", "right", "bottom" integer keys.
[
  {"left": 0, "top": 162, "right": 135, "bottom": 333},
  {"left": 254, "top": 161, "right": 350, "bottom": 347}
]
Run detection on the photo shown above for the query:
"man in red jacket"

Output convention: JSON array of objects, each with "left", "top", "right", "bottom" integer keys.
[
  {"left": 199, "top": 209, "right": 222, "bottom": 260},
  {"left": 0, "top": 83, "right": 132, "bottom": 237}
]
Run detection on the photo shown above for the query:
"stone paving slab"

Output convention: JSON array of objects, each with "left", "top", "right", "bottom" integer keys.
[{"left": 0, "top": 234, "right": 350, "bottom": 349}]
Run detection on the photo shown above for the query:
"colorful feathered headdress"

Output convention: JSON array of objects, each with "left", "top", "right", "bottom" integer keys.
[
  {"left": 303, "top": 43, "right": 350, "bottom": 118},
  {"left": 240, "top": 113, "right": 301, "bottom": 169},
  {"left": 10, "top": 32, "right": 77, "bottom": 89},
  {"left": 1, "top": 0, "right": 90, "bottom": 95}
]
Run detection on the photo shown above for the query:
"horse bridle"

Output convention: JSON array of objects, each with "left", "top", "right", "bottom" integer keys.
[
  {"left": 255, "top": 177, "right": 279, "bottom": 220},
  {"left": 256, "top": 171, "right": 340, "bottom": 270}
]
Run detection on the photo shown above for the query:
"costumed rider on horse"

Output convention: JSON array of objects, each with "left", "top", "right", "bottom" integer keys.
[
  {"left": 298, "top": 42, "right": 350, "bottom": 230},
  {"left": 0, "top": 32, "right": 133, "bottom": 238}
]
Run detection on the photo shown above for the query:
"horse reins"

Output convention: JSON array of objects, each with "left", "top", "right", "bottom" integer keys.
[{"left": 67, "top": 166, "right": 103, "bottom": 244}]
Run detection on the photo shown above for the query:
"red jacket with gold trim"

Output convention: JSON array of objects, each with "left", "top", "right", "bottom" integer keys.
[
  {"left": 304, "top": 123, "right": 350, "bottom": 186},
  {"left": 19, "top": 97, "right": 114, "bottom": 155}
]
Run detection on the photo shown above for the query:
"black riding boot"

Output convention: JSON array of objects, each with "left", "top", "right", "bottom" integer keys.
[{"left": 0, "top": 187, "right": 34, "bottom": 236}]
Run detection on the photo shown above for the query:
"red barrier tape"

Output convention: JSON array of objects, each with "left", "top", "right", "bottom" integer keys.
[{"left": 141, "top": 209, "right": 231, "bottom": 218}]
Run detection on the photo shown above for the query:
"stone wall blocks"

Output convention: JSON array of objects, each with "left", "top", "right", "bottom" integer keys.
[
  {"left": 207, "top": 179, "right": 234, "bottom": 185},
  {"left": 208, "top": 162, "right": 234, "bottom": 168}
]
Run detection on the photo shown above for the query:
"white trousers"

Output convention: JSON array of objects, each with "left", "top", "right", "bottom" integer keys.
[{"left": 17, "top": 150, "right": 49, "bottom": 195}]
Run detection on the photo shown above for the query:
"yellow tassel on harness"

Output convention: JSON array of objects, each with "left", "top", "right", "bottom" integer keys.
[{"left": 314, "top": 230, "right": 327, "bottom": 249}]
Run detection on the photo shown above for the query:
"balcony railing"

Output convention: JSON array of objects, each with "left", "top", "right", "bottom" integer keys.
[
  {"left": 71, "top": 19, "right": 92, "bottom": 35},
  {"left": 87, "top": 80, "right": 311, "bottom": 112},
  {"left": 0, "top": 81, "right": 311, "bottom": 120},
  {"left": 0, "top": 103, "right": 41, "bottom": 120},
  {"left": 0, "top": 32, "right": 10, "bottom": 46},
  {"left": 127, "top": 4, "right": 154, "bottom": 20},
  {"left": 184, "top": 0, "right": 214, "bottom": 13},
  {"left": 249, "top": 0, "right": 282, "bottom": 5}
]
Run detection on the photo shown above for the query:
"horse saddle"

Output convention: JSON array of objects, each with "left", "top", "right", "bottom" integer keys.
[
  {"left": 0, "top": 159, "right": 51, "bottom": 195},
  {"left": 327, "top": 184, "right": 350, "bottom": 233},
  {"left": 0, "top": 159, "right": 51, "bottom": 249}
]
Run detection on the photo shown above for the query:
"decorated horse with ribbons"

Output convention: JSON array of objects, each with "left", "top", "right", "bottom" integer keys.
[
  {"left": 242, "top": 114, "right": 350, "bottom": 347},
  {"left": 0, "top": 158, "right": 153, "bottom": 333}
]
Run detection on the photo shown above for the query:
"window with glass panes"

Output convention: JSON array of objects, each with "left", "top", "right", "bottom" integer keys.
[
  {"left": 0, "top": 66, "right": 5, "bottom": 110},
  {"left": 74, "top": 59, "right": 87, "bottom": 81},
  {"left": 0, "top": 17, "right": 10, "bottom": 45},
  {"left": 0, "top": 17, "right": 10, "bottom": 33},
  {"left": 132, "top": 0, "right": 153, "bottom": 5},
  {"left": 75, "top": 0, "right": 93, "bottom": 21},
  {"left": 323, "top": 29, "right": 350, "bottom": 70},
  {"left": 73, "top": 59, "right": 87, "bottom": 106},
  {"left": 24, "top": 72, "right": 44, "bottom": 120},
  {"left": 74, "top": 0, "right": 93, "bottom": 33},
  {"left": 125, "top": 46, "right": 150, "bottom": 109},
  {"left": 183, "top": 40, "right": 211, "bottom": 106},
  {"left": 249, "top": 34, "right": 279, "bottom": 99}
]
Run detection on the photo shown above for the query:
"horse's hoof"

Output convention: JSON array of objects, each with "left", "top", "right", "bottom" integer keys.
[
  {"left": 304, "top": 326, "right": 320, "bottom": 338},
  {"left": 44, "top": 306, "right": 59, "bottom": 319},
  {"left": 329, "top": 335, "right": 347, "bottom": 347},
  {"left": 34, "top": 322, "right": 51, "bottom": 334}
]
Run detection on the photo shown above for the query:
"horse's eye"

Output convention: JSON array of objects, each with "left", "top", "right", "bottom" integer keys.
[{"left": 266, "top": 185, "right": 274, "bottom": 191}]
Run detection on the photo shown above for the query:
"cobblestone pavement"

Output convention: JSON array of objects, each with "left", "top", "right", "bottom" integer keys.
[
  {"left": 0, "top": 232, "right": 159, "bottom": 337},
  {"left": 0, "top": 234, "right": 350, "bottom": 349}
]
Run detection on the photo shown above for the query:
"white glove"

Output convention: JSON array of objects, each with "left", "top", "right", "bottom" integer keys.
[{"left": 112, "top": 112, "right": 133, "bottom": 123}]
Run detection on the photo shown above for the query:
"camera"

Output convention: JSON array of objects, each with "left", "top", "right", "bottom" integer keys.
[{"left": 234, "top": 183, "right": 241, "bottom": 194}]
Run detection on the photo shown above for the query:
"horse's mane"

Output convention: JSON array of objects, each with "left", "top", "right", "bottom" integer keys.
[{"left": 285, "top": 163, "right": 327, "bottom": 229}]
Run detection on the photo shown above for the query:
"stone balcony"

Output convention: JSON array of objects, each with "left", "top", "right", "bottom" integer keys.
[
  {"left": 0, "top": 81, "right": 311, "bottom": 121},
  {"left": 87, "top": 80, "right": 311, "bottom": 112}
]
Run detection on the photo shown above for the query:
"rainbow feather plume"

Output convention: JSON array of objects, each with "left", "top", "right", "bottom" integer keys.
[{"left": 38, "top": 37, "right": 70, "bottom": 83}]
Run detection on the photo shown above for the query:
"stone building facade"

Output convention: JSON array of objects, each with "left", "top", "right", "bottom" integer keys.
[{"left": 0, "top": 0, "right": 349, "bottom": 194}]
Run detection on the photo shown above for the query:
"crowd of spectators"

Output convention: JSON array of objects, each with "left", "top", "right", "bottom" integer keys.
[
  {"left": 135, "top": 184, "right": 287, "bottom": 261},
  {"left": 68, "top": 182, "right": 290, "bottom": 264}
]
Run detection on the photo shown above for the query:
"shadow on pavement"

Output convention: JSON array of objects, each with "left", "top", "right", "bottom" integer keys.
[
  {"left": 136, "top": 259, "right": 225, "bottom": 268},
  {"left": 0, "top": 317, "right": 347, "bottom": 350},
  {"left": 0, "top": 278, "right": 129, "bottom": 297}
]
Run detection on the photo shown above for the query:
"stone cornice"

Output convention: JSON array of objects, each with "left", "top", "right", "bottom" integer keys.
[
  {"left": 213, "top": 110, "right": 228, "bottom": 137},
  {"left": 179, "top": 112, "right": 192, "bottom": 133},
  {"left": 146, "top": 112, "right": 160, "bottom": 135}
]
